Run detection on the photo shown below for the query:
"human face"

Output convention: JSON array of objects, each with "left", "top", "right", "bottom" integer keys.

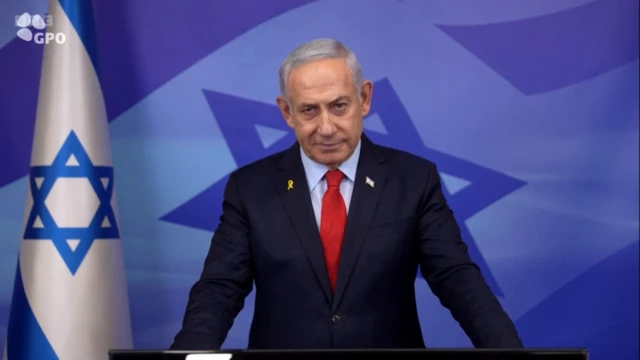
[{"left": 277, "top": 58, "right": 373, "bottom": 168}]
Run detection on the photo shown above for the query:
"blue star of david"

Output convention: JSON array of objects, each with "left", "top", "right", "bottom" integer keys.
[
  {"left": 160, "top": 78, "right": 526, "bottom": 296},
  {"left": 23, "top": 130, "right": 120, "bottom": 275}
]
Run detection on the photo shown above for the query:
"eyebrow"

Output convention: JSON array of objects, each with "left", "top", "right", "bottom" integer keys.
[{"left": 299, "top": 96, "right": 351, "bottom": 109}]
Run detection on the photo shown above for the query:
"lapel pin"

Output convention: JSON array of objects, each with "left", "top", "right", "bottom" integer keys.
[
  {"left": 287, "top": 179, "right": 294, "bottom": 191},
  {"left": 365, "top": 176, "right": 375, "bottom": 188}
]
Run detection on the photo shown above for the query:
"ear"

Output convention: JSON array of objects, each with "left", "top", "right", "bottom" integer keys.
[
  {"left": 359, "top": 80, "right": 373, "bottom": 117},
  {"left": 277, "top": 95, "right": 295, "bottom": 128}
]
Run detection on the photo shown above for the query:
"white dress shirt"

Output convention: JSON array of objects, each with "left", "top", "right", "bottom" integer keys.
[{"left": 299, "top": 139, "right": 362, "bottom": 228}]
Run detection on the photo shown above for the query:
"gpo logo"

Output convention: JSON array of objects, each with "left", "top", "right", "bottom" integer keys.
[{"left": 15, "top": 12, "right": 66, "bottom": 44}]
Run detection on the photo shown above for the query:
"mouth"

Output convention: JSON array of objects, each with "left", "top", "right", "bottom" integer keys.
[{"left": 318, "top": 142, "right": 342, "bottom": 151}]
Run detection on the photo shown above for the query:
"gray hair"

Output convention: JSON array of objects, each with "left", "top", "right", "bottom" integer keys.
[{"left": 278, "top": 38, "right": 364, "bottom": 98}]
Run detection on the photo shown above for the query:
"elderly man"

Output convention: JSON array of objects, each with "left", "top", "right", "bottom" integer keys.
[{"left": 170, "top": 38, "right": 523, "bottom": 350}]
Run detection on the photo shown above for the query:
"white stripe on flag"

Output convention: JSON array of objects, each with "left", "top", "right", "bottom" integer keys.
[{"left": 6, "top": 0, "right": 133, "bottom": 358}]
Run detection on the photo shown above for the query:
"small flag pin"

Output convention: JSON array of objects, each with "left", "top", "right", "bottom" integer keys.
[{"left": 365, "top": 176, "right": 374, "bottom": 188}]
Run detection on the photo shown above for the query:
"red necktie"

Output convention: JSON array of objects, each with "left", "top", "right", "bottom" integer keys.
[{"left": 320, "top": 169, "right": 347, "bottom": 291}]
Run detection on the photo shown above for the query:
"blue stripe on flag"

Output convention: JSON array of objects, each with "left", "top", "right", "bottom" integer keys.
[
  {"left": 57, "top": 0, "right": 99, "bottom": 70},
  {"left": 6, "top": 263, "right": 59, "bottom": 360}
]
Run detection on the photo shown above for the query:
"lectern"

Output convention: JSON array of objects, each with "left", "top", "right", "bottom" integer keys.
[{"left": 109, "top": 349, "right": 588, "bottom": 360}]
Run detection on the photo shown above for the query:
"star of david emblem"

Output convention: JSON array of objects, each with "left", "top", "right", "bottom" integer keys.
[
  {"left": 23, "top": 130, "right": 120, "bottom": 275},
  {"left": 160, "top": 78, "right": 526, "bottom": 296}
]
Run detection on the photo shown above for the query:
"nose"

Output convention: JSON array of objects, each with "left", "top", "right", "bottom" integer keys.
[{"left": 316, "top": 112, "right": 337, "bottom": 136}]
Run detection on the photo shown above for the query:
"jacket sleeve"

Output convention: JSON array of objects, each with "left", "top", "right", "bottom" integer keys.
[
  {"left": 170, "top": 171, "right": 254, "bottom": 350},
  {"left": 417, "top": 162, "right": 523, "bottom": 348}
]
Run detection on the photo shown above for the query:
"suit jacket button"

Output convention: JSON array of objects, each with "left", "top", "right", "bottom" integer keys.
[{"left": 331, "top": 314, "right": 341, "bottom": 324}]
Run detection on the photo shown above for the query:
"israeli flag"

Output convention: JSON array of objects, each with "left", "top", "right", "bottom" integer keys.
[{"left": 4, "top": 0, "right": 133, "bottom": 359}]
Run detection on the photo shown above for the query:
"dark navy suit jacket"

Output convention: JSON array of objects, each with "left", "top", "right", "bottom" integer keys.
[{"left": 170, "top": 135, "right": 523, "bottom": 350}]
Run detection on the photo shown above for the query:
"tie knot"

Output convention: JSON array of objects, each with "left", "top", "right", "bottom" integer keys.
[{"left": 325, "top": 169, "right": 344, "bottom": 188}]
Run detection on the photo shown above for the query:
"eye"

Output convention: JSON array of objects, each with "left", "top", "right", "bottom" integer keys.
[{"left": 334, "top": 102, "right": 347, "bottom": 110}]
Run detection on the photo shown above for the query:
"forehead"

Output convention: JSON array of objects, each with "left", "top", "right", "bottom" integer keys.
[{"left": 287, "top": 58, "right": 355, "bottom": 102}]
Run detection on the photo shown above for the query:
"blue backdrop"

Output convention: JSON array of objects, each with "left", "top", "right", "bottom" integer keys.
[{"left": 0, "top": 0, "right": 638, "bottom": 359}]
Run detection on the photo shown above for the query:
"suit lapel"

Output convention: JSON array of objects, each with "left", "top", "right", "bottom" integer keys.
[
  {"left": 276, "top": 143, "right": 333, "bottom": 304},
  {"left": 332, "top": 136, "right": 387, "bottom": 310}
]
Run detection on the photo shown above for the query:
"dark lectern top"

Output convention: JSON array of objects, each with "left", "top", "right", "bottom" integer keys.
[{"left": 109, "top": 349, "right": 588, "bottom": 360}]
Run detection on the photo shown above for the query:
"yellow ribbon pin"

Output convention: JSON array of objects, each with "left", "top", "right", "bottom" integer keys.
[{"left": 287, "top": 179, "right": 294, "bottom": 190}]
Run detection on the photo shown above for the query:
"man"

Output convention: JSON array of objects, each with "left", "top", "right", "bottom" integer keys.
[{"left": 170, "top": 38, "right": 523, "bottom": 350}]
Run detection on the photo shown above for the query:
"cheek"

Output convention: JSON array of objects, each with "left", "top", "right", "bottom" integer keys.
[
  {"left": 338, "top": 115, "right": 362, "bottom": 133},
  {"left": 294, "top": 123, "right": 317, "bottom": 139}
]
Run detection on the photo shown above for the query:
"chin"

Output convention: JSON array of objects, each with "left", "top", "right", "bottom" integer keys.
[{"left": 318, "top": 153, "right": 347, "bottom": 167}]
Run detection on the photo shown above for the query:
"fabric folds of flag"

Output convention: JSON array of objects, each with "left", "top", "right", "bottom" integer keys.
[{"left": 4, "top": 0, "right": 133, "bottom": 359}]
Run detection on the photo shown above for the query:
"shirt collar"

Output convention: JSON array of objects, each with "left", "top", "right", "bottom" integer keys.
[{"left": 300, "top": 139, "right": 361, "bottom": 191}]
